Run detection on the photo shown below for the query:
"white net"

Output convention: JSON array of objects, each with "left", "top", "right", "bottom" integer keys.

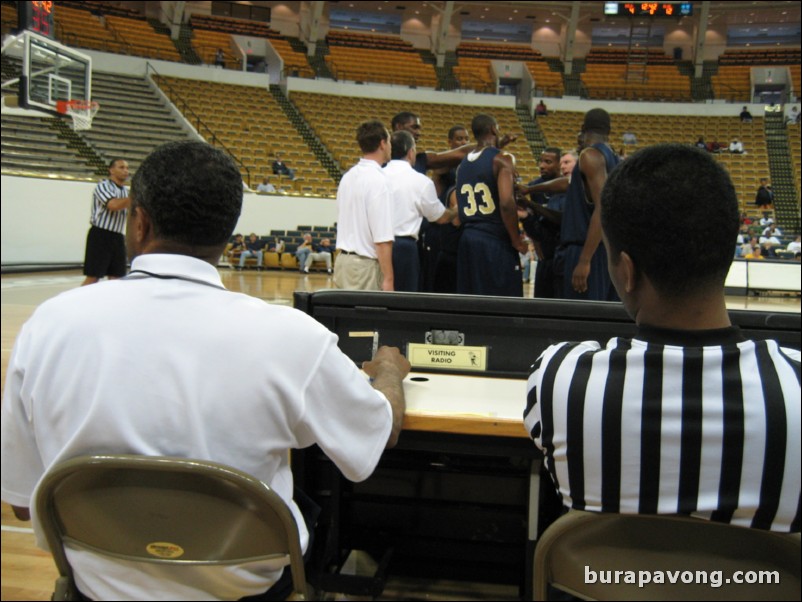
[{"left": 64, "top": 101, "right": 99, "bottom": 131}]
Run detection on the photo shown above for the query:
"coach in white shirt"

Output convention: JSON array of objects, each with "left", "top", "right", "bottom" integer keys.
[
  {"left": 384, "top": 130, "right": 457, "bottom": 292},
  {"left": 334, "top": 120, "right": 395, "bottom": 291}
]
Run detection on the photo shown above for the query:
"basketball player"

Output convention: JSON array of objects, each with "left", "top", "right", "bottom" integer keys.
[{"left": 455, "top": 114, "right": 527, "bottom": 297}]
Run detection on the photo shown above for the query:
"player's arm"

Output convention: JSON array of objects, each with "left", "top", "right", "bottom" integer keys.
[
  {"left": 573, "top": 147, "right": 608, "bottom": 293},
  {"left": 496, "top": 153, "right": 527, "bottom": 253},
  {"left": 375, "top": 241, "right": 394, "bottom": 291},
  {"left": 518, "top": 177, "right": 569, "bottom": 196},
  {"left": 362, "top": 346, "right": 411, "bottom": 448}
]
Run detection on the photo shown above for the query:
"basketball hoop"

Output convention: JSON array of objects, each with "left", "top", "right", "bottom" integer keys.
[{"left": 56, "top": 99, "right": 99, "bottom": 131}]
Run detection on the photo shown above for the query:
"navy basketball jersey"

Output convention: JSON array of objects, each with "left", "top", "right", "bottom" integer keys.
[
  {"left": 562, "top": 143, "right": 619, "bottom": 244},
  {"left": 456, "top": 147, "right": 506, "bottom": 239}
]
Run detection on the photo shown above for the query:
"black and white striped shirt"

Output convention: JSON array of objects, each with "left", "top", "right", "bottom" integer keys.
[
  {"left": 90, "top": 179, "right": 128, "bottom": 234},
  {"left": 524, "top": 325, "right": 801, "bottom": 532}
]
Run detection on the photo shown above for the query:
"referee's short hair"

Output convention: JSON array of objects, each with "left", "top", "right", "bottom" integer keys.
[
  {"left": 131, "top": 141, "right": 243, "bottom": 247},
  {"left": 108, "top": 158, "right": 126, "bottom": 169},
  {"left": 601, "top": 143, "right": 739, "bottom": 299}
]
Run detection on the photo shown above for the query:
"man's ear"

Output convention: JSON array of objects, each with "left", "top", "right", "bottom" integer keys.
[
  {"left": 618, "top": 250, "right": 638, "bottom": 294},
  {"left": 131, "top": 204, "right": 153, "bottom": 246}
]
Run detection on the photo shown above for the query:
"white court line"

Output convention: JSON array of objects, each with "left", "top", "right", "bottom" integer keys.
[{"left": 2, "top": 524, "right": 35, "bottom": 534}]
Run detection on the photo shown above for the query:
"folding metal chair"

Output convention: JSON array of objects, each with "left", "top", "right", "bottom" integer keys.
[
  {"left": 36, "top": 454, "right": 309, "bottom": 600},
  {"left": 534, "top": 510, "right": 800, "bottom": 601}
]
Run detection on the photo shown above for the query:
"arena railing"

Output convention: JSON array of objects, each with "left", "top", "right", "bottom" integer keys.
[{"left": 145, "top": 62, "right": 251, "bottom": 189}]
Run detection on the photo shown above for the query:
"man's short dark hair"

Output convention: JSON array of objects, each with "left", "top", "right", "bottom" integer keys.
[
  {"left": 391, "top": 112, "right": 418, "bottom": 131},
  {"left": 356, "top": 120, "right": 389, "bottom": 154},
  {"left": 391, "top": 130, "right": 415, "bottom": 160},
  {"left": 448, "top": 125, "right": 467, "bottom": 140},
  {"left": 109, "top": 158, "right": 126, "bottom": 169},
  {"left": 471, "top": 114, "right": 496, "bottom": 139},
  {"left": 543, "top": 147, "right": 561, "bottom": 159},
  {"left": 601, "top": 144, "right": 739, "bottom": 298},
  {"left": 131, "top": 141, "right": 242, "bottom": 247}
]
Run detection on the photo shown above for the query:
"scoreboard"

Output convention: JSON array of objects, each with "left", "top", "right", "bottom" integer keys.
[
  {"left": 18, "top": 1, "right": 55, "bottom": 39},
  {"left": 604, "top": 3, "right": 693, "bottom": 17}
]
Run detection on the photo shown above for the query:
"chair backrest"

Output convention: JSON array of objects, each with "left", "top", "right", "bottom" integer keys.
[
  {"left": 36, "top": 454, "right": 308, "bottom": 600},
  {"left": 534, "top": 510, "right": 801, "bottom": 601}
]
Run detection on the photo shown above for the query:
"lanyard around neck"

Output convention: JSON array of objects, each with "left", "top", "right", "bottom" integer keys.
[{"left": 124, "top": 269, "right": 226, "bottom": 291}]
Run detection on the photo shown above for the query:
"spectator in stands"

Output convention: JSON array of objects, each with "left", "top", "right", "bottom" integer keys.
[
  {"left": 295, "top": 233, "right": 314, "bottom": 272},
  {"left": 787, "top": 235, "right": 801, "bottom": 256},
  {"left": 695, "top": 136, "right": 707, "bottom": 150},
  {"left": 0, "top": 140, "right": 411, "bottom": 601},
  {"left": 334, "top": 120, "right": 394, "bottom": 291},
  {"left": 524, "top": 143, "right": 800, "bottom": 532},
  {"left": 215, "top": 48, "right": 225, "bottom": 68},
  {"left": 706, "top": 139, "right": 723, "bottom": 153},
  {"left": 535, "top": 100, "right": 548, "bottom": 117},
  {"left": 622, "top": 130, "right": 637, "bottom": 145},
  {"left": 256, "top": 176, "right": 277, "bottom": 193},
  {"left": 786, "top": 106, "right": 800, "bottom": 125},
  {"left": 238, "top": 232, "right": 264, "bottom": 270},
  {"left": 762, "top": 223, "right": 783, "bottom": 239},
  {"left": 755, "top": 178, "right": 773, "bottom": 208},
  {"left": 739, "top": 106, "right": 753, "bottom": 122},
  {"left": 302, "top": 238, "right": 334, "bottom": 274},
  {"left": 272, "top": 153, "right": 297, "bottom": 181},
  {"left": 728, "top": 137, "right": 744, "bottom": 154},
  {"left": 227, "top": 233, "right": 245, "bottom": 264},
  {"left": 269, "top": 238, "right": 286, "bottom": 253}
]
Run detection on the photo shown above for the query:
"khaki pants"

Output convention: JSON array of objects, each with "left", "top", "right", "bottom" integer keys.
[{"left": 333, "top": 253, "right": 382, "bottom": 290}]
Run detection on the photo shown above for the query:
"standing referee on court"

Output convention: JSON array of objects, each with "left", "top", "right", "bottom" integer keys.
[{"left": 81, "top": 158, "right": 130, "bottom": 286}]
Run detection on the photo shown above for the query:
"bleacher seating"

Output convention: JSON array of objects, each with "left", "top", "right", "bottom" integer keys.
[
  {"left": 325, "top": 31, "right": 437, "bottom": 88},
  {"left": 155, "top": 76, "right": 336, "bottom": 196},
  {"left": 453, "top": 42, "right": 563, "bottom": 96},
  {"left": 87, "top": 72, "right": 192, "bottom": 174},
  {"left": 538, "top": 111, "right": 769, "bottom": 211},
  {"left": 788, "top": 121, "right": 801, "bottom": 211},
  {"left": 718, "top": 49, "right": 801, "bottom": 65},
  {"left": 712, "top": 49, "right": 800, "bottom": 103},
  {"left": 580, "top": 49, "right": 691, "bottom": 101},
  {"left": 189, "top": 15, "right": 313, "bottom": 77},
  {"left": 189, "top": 14, "right": 282, "bottom": 39},
  {"left": 290, "top": 92, "right": 539, "bottom": 179},
  {"left": 585, "top": 48, "right": 675, "bottom": 65},
  {"left": 105, "top": 15, "right": 182, "bottom": 62},
  {"left": 53, "top": 4, "right": 127, "bottom": 55}
]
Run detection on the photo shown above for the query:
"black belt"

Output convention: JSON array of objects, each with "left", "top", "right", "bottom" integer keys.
[{"left": 396, "top": 236, "right": 416, "bottom": 241}]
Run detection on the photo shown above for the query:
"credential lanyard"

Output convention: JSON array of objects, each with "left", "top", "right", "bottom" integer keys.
[{"left": 124, "top": 269, "right": 227, "bottom": 291}]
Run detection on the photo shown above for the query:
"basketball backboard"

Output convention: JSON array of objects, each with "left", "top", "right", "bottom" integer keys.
[{"left": 1, "top": 30, "right": 91, "bottom": 116}]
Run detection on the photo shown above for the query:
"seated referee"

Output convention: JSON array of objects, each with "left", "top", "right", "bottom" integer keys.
[{"left": 524, "top": 144, "right": 800, "bottom": 532}]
